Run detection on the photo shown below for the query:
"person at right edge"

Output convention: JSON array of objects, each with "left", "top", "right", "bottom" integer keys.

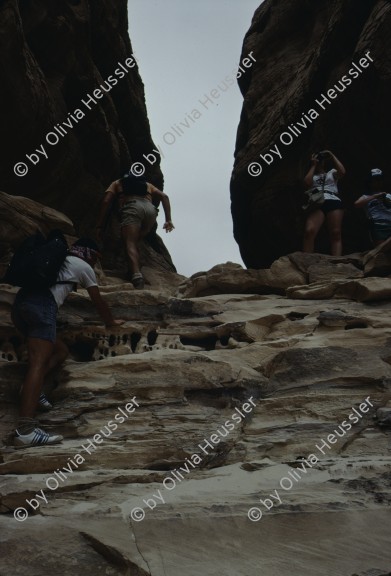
[
  {"left": 303, "top": 150, "right": 346, "bottom": 256},
  {"left": 354, "top": 168, "right": 391, "bottom": 246},
  {"left": 96, "top": 172, "right": 174, "bottom": 289}
]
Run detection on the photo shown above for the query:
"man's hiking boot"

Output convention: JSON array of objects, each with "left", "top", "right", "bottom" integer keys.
[
  {"left": 38, "top": 393, "right": 53, "bottom": 411},
  {"left": 14, "top": 427, "right": 63, "bottom": 448},
  {"left": 131, "top": 273, "right": 145, "bottom": 290}
]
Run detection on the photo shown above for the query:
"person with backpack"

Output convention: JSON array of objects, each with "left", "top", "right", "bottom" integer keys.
[
  {"left": 354, "top": 168, "right": 391, "bottom": 246},
  {"left": 96, "top": 172, "right": 174, "bottom": 289},
  {"left": 10, "top": 237, "right": 124, "bottom": 447}
]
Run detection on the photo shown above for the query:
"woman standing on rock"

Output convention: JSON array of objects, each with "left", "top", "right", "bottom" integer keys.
[{"left": 302, "top": 150, "right": 346, "bottom": 256}]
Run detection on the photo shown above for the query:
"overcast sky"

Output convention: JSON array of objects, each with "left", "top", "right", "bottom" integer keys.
[{"left": 128, "top": 0, "right": 262, "bottom": 277}]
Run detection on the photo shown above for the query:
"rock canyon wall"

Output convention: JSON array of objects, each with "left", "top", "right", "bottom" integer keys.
[
  {"left": 0, "top": 0, "right": 173, "bottom": 272},
  {"left": 231, "top": 0, "right": 391, "bottom": 268}
]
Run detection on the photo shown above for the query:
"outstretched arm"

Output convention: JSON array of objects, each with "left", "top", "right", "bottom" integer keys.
[
  {"left": 323, "top": 150, "right": 346, "bottom": 178},
  {"left": 96, "top": 181, "right": 119, "bottom": 240},
  {"left": 354, "top": 193, "right": 385, "bottom": 208},
  {"left": 304, "top": 154, "right": 318, "bottom": 188},
  {"left": 150, "top": 187, "right": 175, "bottom": 232},
  {"left": 87, "top": 286, "right": 125, "bottom": 328}
]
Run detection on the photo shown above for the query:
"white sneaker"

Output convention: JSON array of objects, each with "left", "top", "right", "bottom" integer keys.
[
  {"left": 38, "top": 393, "right": 53, "bottom": 411},
  {"left": 14, "top": 427, "right": 63, "bottom": 447},
  {"left": 19, "top": 388, "right": 53, "bottom": 411}
]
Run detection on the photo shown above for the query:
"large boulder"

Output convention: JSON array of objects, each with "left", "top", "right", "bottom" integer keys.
[
  {"left": 0, "top": 191, "right": 75, "bottom": 278},
  {"left": 176, "top": 252, "right": 364, "bottom": 298}
]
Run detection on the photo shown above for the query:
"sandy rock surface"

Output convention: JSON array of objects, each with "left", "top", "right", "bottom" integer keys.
[{"left": 1, "top": 256, "right": 391, "bottom": 576}]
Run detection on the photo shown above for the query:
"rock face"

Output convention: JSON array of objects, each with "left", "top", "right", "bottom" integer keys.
[
  {"left": 0, "top": 0, "right": 174, "bottom": 272},
  {"left": 1, "top": 246, "right": 391, "bottom": 574},
  {"left": 231, "top": 0, "right": 391, "bottom": 268},
  {"left": 0, "top": 191, "right": 75, "bottom": 279},
  {"left": 0, "top": 191, "right": 176, "bottom": 280}
]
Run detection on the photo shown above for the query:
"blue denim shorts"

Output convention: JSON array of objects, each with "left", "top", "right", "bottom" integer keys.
[
  {"left": 11, "top": 289, "right": 58, "bottom": 343},
  {"left": 370, "top": 221, "right": 391, "bottom": 242}
]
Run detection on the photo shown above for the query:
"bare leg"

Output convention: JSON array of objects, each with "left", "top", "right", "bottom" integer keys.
[
  {"left": 20, "top": 339, "right": 68, "bottom": 392},
  {"left": 121, "top": 224, "right": 142, "bottom": 276},
  {"left": 44, "top": 338, "right": 68, "bottom": 377},
  {"left": 40, "top": 338, "right": 69, "bottom": 401},
  {"left": 303, "top": 209, "right": 325, "bottom": 253},
  {"left": 19, "top": 338, "right": 54, "bottom": 418},
  {"left": 326, "top": 209, "right": 344, "bottom": 256},
  {"left": 15, "top": 337, "right": 65, "bottom": 445}
]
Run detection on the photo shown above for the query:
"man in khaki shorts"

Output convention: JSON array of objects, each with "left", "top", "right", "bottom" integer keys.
[{"left": 97, "top": 173, "right": 174, "bottom": 289}]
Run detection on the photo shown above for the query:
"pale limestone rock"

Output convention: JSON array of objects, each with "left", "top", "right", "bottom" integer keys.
[
  {"left": 177, "top": 254, "right": 367, "bottom": 299},
  {"left": 176, "top": 262, "right": 282, "bottom": 298},
  {"left": 376, "top": 406, "right": 391, "bottom": 427},
  {"left": 363, "top": 236, "right": 391, "bottom": 277},
  {"left": 308, "top": 262, "right": 363, "bottom": 283},
  {"left": 2, "top": 253, "right": 391, "bottom": 575}
]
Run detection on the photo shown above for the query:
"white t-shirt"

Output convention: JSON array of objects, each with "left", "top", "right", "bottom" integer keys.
[
  {"left": 50, "top": 255, "right": 98, "bottom": 308},
  {"left": 312, "top": 169, "right": 340, "bottom": 201}
]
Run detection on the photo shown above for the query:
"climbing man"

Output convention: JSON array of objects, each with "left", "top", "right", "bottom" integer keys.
[
  {"left": 96, "top": 172, "right": 174, "bottom": 289},
  {"left": 11, "top": 238, "right": 125, "bottom": 447}
]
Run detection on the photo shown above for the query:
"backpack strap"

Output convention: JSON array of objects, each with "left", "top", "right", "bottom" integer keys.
[{"left": 55, "top": 280, "right": 78, "bottom": 291}]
